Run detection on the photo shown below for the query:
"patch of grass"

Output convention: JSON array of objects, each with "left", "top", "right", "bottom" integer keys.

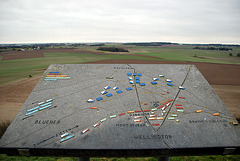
[
  {"left": 0, "top": 156, "right": 240, "bottom": 161},
  {"left": 100, "top": 54, "right": 158, "bottom": 60},
  {"left": 0, "top": 154, "right": 78, "bottom": 161},
  {"left": 171, "top": 155, "right": 240, "bottom": 161},
  {"left": 132, "top": 46, "right": 240, "bottom": 64},
  {"left": 0, "top": 52, "right": 109, "bottom": 85},
  {"left": 0, "top": 49, "right": 14, "bottom": 52},
  {"left": 0, "top": 120, "right": 11, "bottom": 138},
  {"left": 134, "top": 52, "right": 236, "bottom": 64},
  {"left": 0, "top": 52, "right": 160, "bottom": 85}
]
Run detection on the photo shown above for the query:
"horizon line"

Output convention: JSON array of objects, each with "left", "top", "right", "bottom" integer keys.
[{"left": 0, "top": 41, "right": 240, "bottom": 45}]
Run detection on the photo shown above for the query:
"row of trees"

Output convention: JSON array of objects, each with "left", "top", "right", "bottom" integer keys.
[
  {"left": 97, "top": 47, "right": 129, "bottom": 52},
  {"left": 90, "top": 43, "right": 105, "bottom": 46},
  {"left": 193, "top": 46, "right": 232, "bottom": 51},
  {"left": 0, "top": 43, "right": 67, "bottom": 51},
  {"left": 123, "top": 42, "right": 178, "bottom": 46}
]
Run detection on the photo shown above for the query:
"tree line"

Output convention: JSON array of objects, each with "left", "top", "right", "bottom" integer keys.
[{"left": 193, "top": 46, "right": 232, "bottom": 51}]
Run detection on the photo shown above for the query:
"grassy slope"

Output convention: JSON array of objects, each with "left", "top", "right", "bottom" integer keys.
[
  {"left": 131, "top": 45, "right": 240, "bottom": 64},
  {"left": 0, "top": 52, "right": 106, "bottom": 85},
  {"left": 0, "top": 53, "right": 108, "bottom": 85},
  {"left": 0, "top": 52, "right": 157, "bottom": 85}
]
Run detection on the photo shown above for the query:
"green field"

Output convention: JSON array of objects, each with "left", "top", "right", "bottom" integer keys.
[
  {"left": 1, "top": 45, "right": 239, "bottom": 85},
  {"left": 129, "top": 45, "right": 240, "bottom": 64},
  {"left": 0, "top": 52, "right": 105, "bottom": 85},
  {"left": 0, "top": 52, "right": 158, "bottom": 85},
  {"left": 83, "top": 45, "right": 240, "bottom": 64}
]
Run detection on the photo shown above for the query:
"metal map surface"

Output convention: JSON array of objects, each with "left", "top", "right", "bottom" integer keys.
[{"left": 0, "top": 64, "right": 239, "bottom": 157}]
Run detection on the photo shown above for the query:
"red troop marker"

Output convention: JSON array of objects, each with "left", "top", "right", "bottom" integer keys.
[
  {"left": 176, "top": 107, "right": 183, "bottom": 109},
  {"left": 150, "top": 115, "right": 157, "bottom": 117},
  {"left": 135, "top": 110, "right": 142, "bottom": 112},
  {"left": 93, "top": 123, "right": 100, "bottom": 128},
  {"left": 134, "top": 120, "right": 141, "bottom": 122},
  {"left": 82, "top": 129, "right": 90, "bottom": 134},
  {"left": 119, "top": 113, "right": 126, "bottom": 116},
  {"left": 152, "top": 124, "right": 160, "bottom": 126},
  {"left": 158, "top": 105, "right": 163, "bottom": 109},
  {"left": 144, "top": 109, "right": 151, "bottom": 112},
  {"left": 168, "top": 99, "right": 173, "bottom": 102},
  {"left": 163, "top": 101, "right": 168, "bottom": 105},
  {"left": 166, "top": 103, "right": 171, "bottom": 106},
  {"left": 144, "top": 103, "right": 147, "bottom": 105},
  {"left": 175, "top": 104, "right": 182, "bottom": 106},
  {"left": 179, "top": 97, "right": 186, "bottom": 99},
  {"left": 167, "top": 91, "right": 170, "bottom": 93},
  {"left": 134, "top": 116, "right": 142, "bottom": 119},
  {"left": 162, "top": 106, "right": 167, "bottom": 110}
]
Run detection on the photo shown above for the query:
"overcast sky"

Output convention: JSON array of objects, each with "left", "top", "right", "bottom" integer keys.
[{"left": 0, "top": 0, "right": 239, "bottom": 44}]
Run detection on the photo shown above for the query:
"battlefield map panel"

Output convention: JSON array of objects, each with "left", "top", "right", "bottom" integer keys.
[{"left": 0, "top": 64, "right": 240, "bottom": 156}]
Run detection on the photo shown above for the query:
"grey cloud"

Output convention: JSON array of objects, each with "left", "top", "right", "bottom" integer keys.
[{"left": 0, "top": 0, "right": 239, "bottom": 43}]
